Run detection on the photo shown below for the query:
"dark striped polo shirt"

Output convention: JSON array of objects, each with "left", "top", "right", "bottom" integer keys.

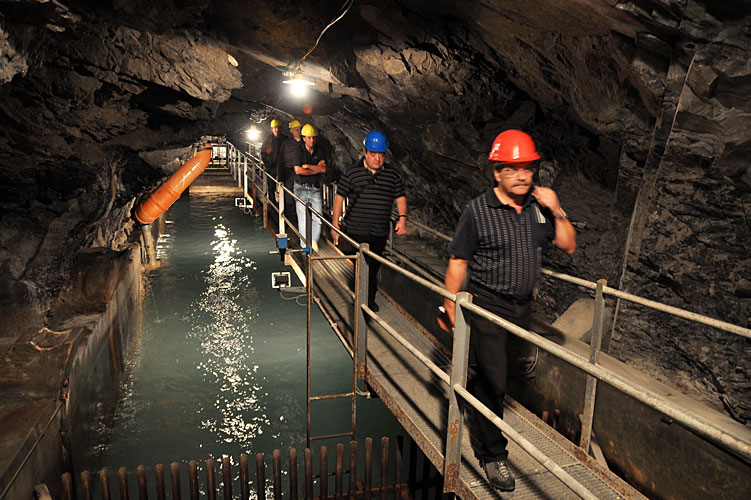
[
  {"left": 293, "top": 143, "right": 327, "bottom": 185},
  {"left": 449, "top": 189, "right": 555, "bottom": 301},
  {"left": 338, "top": 159, "right": 406, "bottom": 236},
  {"left": 279, "top": 137, "right": 302, "bottom": 181}
]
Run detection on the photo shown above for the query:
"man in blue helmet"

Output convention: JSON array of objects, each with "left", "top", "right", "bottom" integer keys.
[{"left": 331, "top": 130, "right": 407, "bottom": 312}]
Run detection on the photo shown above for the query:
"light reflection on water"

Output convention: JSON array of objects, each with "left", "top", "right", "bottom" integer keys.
[{"left": 100, "top": 195, "right": 402, "bottom": 485}]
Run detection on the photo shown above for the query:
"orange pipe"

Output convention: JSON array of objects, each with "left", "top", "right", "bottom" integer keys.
[{"left": 134, "top": 144, "right": 212, "bottom": 224}]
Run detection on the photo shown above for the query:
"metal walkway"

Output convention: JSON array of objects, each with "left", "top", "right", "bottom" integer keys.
[
  {"left": 294, "top": 241, "right": 644, "bottom": 500},
  {"left": 214, "top": 138, "right": 751, "bottom": 499}
]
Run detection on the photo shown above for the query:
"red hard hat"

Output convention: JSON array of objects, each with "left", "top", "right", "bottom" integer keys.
[{"left": 488, "top": 130, "right": 540, "bottom": 163}]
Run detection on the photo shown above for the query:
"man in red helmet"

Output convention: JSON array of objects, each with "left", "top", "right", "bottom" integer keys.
[{"left": 438, "top": 129, "right": 575, "bottom": 492}]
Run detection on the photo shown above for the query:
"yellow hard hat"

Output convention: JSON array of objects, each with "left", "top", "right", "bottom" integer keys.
[
  {"left": 270, "top": 119, "right": 280, "bottom": 128},
  {"left": 289, "top": 119, "right": 302, "bottom": 129},
  {"left": 301, "top": 124, "right": 318, "bottom": 137}
]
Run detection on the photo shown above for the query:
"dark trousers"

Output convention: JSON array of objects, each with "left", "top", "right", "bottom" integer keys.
[
  {"left": 467, "top": 283, "right": 531, "bottom": 462},
  {"left": 282, "top": 176, "right": 297, "bottom": 227},
  {"left": 348, "top": 234, "right": 388, "bottom": 306}
]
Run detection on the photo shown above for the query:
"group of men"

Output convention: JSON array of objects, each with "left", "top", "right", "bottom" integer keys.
[{"left": 263, "top": 121, "right": 576, "bottom": 492}]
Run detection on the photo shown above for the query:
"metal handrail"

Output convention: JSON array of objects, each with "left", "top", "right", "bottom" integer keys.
[
  {"left": 225, "top": 140, "right": 751, "bottom": 493},
  {"left": 541, "top": 269, "right": 751, "bottom": 339}
]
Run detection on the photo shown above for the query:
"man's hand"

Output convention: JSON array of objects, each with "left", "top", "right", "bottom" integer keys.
[
  {"left": 318, "top": 160, "right": 327, "bottom": 167},
  {"left": 394, "top": 217, "right": 407, "bottom": 236},
  {"left": 531, "top": 186, "right": 562, "bottom": 213},
  {"left": 330, "top": 226, "right": 340, "bottom": 245},
  {"left": 437, "top": 301, "right": 455, "bottom": 334}
]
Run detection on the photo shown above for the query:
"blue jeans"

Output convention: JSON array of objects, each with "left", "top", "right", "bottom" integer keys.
[{"left": 294, "top": 183, "right": 322, "bottom": 248}]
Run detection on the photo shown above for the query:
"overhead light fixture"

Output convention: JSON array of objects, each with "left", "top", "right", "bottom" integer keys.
[
  {"left": 246, "top": 126, "right": 261, "bottom": 142},
  {"left": 283, "top": 68, "right": 315, "bottom": 98}
]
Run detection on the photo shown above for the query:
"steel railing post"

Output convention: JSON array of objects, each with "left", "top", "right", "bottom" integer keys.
[
  {"left": 443, "top": 291, "right": 472, "bottom": 493},
  {"left": 305, "top": 202, "right": 313, "bottom": 249},
  {"left": 243, "top": 158, "right": 248, "bottom": 199},
  {"left": 262, "top": 172, "right": 269, "bottom": 229},
  {"left": 580, "top": 279, "right": 606, "bottom": 451},
  {"left": 354, "top": 243, "right": 369, "bottom": 381},
  {"left": 306, "top": 248, "right": 313, "bottom": 448},
  {"left": 278, "top": 182, "right": 285, "bottom": 234}
]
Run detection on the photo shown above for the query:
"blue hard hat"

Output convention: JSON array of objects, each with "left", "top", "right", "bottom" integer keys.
[{"left": 364, "top": 130, "right": 389, "bottom": 153}]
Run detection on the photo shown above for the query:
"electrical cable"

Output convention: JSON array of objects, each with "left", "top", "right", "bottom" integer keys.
[{"left": 294, "top": 0, "right": 354, "bottom": 69}]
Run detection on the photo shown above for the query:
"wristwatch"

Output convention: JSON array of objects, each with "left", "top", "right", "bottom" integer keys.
[{"left": 554, "top": 209, "right": 568, "bottom": 221}]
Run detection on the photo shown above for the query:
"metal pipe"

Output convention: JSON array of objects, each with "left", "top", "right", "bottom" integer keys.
[
  {"left": 580, "top": 279, "right": 606, "bottom": 451},
  {"left": 189, "top": 461, "right": 199, "bottom": 500},
  {"left": 304, "top": 448, "right": 313, "bottom": 500},
  {"left": 310, "top": 392, "right": 354, "bottom": 401},
  {"left": 81, "top": 471, "right": 92, "bottom": 500},
  {"left": 306, "top": 251, "right": 313, "bottom": 448},
  {"left": 62, "top": 472, "right": 73, "bottom": 500},
  {"left": 363, "top": 304, "right": 449, "bottom": 385},
  {"left": 222, "top": 456, "right": 232, "bottom": 500},
  {"left": 335, "top": 444, "right": 344, "bottom": 500},
  {"left": 380, "top": 438, "right": 389, "bottom": 500},
  {"left": 454, "top": 385, "right": 599, "bottom": 500},
  {"left": 170, "top": 462, "right": 182, "bottom": 500},
  {"left": 256, "top": 454, "right": 266, "bottom": 500},
  {"left": 310, "top": 431, "right": 353, "bottom": 441},
  {"left": 99, "top": 469, "right": 112, "bottom": 500},
  {"left": 272, "top": 450, "right": 281, "bottom": 500},
  {"left": 118, "top": 467, "right": 130, "bottom": 500},
  {"left": 540, "top": 268, "right": 751, "bottom": 340},
  {"left": 155, "top": 464, "right": 166, "bottom": 500},
  {"left": 364, "top": 437, "right": 373, "bottom": 500},
  {"left": 320, "top": 446, "right": 329, "bottom": 500},
  {"left": 289, "top": 448, "right": 298, "bottom": 500},
  {"left": 394, "top": 437, "right": 403, "bottom": 500},
  {"left": 136, "top": 465, "right": 148, "bottom": 500},
  {"left": 206, "top": 458, "right": 217, "bottom": 500},
  {"left": 348, "top": 441, "right": 357, "bottom": 497},
  {"left": 443, "top": 292, "right": 471, "bottom": 493},
  {"left": 361, "top": 247, "right": 455, "bottom": 301},
  {"left": 461, "top": 301, "right": 751, "bottom": 461}
]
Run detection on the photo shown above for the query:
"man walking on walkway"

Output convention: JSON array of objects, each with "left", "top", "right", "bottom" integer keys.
[
  {"left": 293, "top": 124, "right": 327, "bottom": 251},
  {"left": 262, "top": 119, "right": 286, "bottom": 197},
  {"left": 438, "top": 130, "right": 576, "bottom": 492},
  {"left": 331, "top": 130, "right": 407, "bottom": 312},
  {"left": 280, "top": 119, "right": 303, "bottom": 225}
]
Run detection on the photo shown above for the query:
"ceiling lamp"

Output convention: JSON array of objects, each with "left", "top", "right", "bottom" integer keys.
[
  {"left": 281, "top": 0, "right": 353, "bottom": 98},
  {"left": 246, "top": 126, "right": 261, "bottom": 142},
  {"left": 283, "top": 68, "right": 315, "bottom": 97}
]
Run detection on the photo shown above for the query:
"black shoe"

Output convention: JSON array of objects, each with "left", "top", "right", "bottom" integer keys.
[{"left": 481, "top": 459, "right": 515, "bottom": 492}]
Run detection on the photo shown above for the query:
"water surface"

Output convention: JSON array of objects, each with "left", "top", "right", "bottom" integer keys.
[{"left": 101, "top": 194, "right": 403, "bottom": 473}]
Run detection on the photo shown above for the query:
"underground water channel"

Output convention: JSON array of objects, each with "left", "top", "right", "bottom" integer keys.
[{"left": 90, "top": 193, "right": 407, "bottom": 497}]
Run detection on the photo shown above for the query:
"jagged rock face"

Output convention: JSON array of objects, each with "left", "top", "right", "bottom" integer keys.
[{"left": 0, "top": 0, "right": 749, "bottom": 424}]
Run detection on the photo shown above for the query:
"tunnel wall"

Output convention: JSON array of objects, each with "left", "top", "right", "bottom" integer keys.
[
  {"left": 0, "top": 217, "right": 165, "bottom": 500},
  {"left": 378, "top": 266, "right": 751, "bottom": 500}
]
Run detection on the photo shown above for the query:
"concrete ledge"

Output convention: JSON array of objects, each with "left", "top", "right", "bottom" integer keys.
[{"left": 0, "top": 219, "right": 163, "bottom": 499}]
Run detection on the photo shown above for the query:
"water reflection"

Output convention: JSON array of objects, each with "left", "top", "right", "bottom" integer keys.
[
  {"left": 190, "top": 223, "right": 271, "bottom": 448},
  {"left": 101, "top": 195, "right": 402, "bottom": 481}
]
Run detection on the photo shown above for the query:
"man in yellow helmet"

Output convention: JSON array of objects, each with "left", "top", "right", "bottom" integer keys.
[
  {"left": 279, "top": 119, "right": 303, "bottom": 225},
  {"left": 261, "top": 119, "right": 287, "bottom": 195},
  {"left": 292, "top": 124, "right": 327, "bottom": 252}
]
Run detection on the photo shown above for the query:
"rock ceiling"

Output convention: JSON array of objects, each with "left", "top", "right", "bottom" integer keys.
[{"left": 0, "top": 0, "right": 749, "bottom": 424}]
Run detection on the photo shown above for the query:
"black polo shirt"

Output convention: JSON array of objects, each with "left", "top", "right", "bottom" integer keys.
[
  {"left": 279, "top": 137, "right": 302, "bottom": 181},
  {"left": 338, "top": 159, "right": 406, "bottom": 236},
  {"left": 449, "top": 189, "right": 555, "bottom": 301},
  {"left": 293, "top": 143, "right": 327, "bottom": 185}
]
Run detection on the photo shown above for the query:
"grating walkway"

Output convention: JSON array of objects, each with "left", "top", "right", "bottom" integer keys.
[{"left": 292, "top": 241, "right": 646, "bottom": 500}]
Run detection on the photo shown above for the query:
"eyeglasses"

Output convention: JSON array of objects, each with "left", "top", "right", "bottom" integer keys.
[{"left": 497, "top": 165, "right": 537, "bottom": 176}]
